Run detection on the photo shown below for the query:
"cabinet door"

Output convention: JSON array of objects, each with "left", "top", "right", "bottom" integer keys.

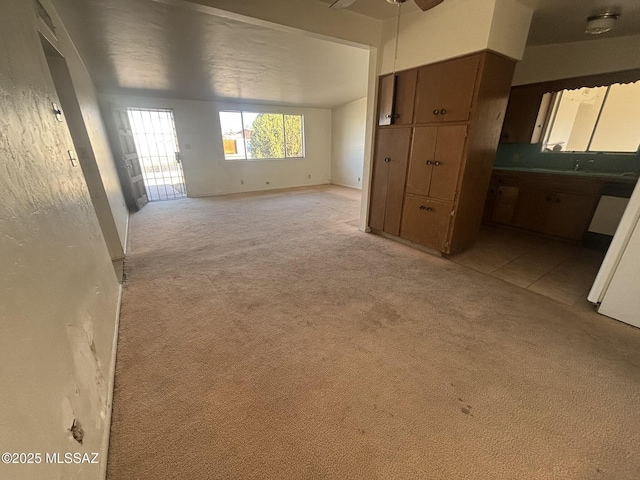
[
  {"left": 429, "top": 125, "right": 467, "bottom": 201},
  {"left": 400, "top": 195, "right": 452, "bottom": 251},
  {"left": 369, "top": 128, "right": 412, "bottom": 234},
  {"left": 394, "top": 69, "right": 418, "bottom": 125},
  {"left": 414, "top": 55, "right": 480, "bottom": 124},
  {"left": 378, "top": 74, "right": 396, "bottom": 126},
  {"left": 512, "top": 188, "right": 552, "bottom": 232},
  {"left": 500, "top": 85, "right": 544, "bottom": 144},
  {"left": 545, "top": 193, "right": 598, "bottom": 240},
  {"left": 406, "top": 127, "right": 437, "bottom": 197},
  {"left": 491, "top": 186, "right": 519, "bottom": 224}
]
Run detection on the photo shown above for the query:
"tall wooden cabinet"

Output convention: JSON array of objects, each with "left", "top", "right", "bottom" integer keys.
[{"left": 370, "top": 51, "right": 516, "bottom": 254}]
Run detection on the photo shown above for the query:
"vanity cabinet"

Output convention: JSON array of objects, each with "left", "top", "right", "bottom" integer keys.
[
  {"left": 484, "top": 171, "right": 603, "bottom": 241},
  {"left": 370, "top": 51, "right": 516, "bottom": 254}
]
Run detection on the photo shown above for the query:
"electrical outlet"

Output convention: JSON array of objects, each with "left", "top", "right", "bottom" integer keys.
[{"left": 52, "top": 102, "right": 63, "bottom": 122}]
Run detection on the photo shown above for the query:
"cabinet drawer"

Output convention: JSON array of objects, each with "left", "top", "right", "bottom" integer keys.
[{"left": 400, "top": 195, "right": 453, "bottom": 251}]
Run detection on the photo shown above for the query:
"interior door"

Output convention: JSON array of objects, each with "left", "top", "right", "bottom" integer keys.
[
  {"left": 406, "top": 127, "right": 437, "bottom": 197},
  {"left": 111, "top": 107, "right": 148, "bottom": 211},
  {"left": 429, "top": 125, "right": 467, "bottom": 201}
]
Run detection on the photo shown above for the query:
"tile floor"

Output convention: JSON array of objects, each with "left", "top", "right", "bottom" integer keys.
[{"left": 449, "top": 225, "right": 606, "bottom": 306}]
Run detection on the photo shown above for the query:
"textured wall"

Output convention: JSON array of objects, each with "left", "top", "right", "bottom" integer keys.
[
  {"left": 0, "top": 1, "right": 120, "bottom": 479},
  {"left": 101, "top": 94, "right": 333, "bottom": 197},
  {"left": 331, "top": 98, "right": 367, "bottom": 189}
]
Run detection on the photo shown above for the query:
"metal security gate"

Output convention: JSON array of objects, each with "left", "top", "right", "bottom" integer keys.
[{"left": 127, "top": 108, "right": 186, "bottom": 201}]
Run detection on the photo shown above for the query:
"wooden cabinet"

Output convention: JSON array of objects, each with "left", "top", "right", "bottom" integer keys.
[
  {"left": 369, "top": 128, "right": 412, "bottom": 236},
  {"left": 377, "top": 70, "right": 417, "bottom": 126},
  {"left": 406, "top": 125, "right": 467, "bottom": 201},
  {"left": 500, "top": 85, "right": 545, "bottom": 144},
  {"left": 484, "top": 170, "right": 604, "bottom": 241},
  {"left": 378, "top": 74, "right": 395, "bottom": 126},
  {"left": 400, "top": 196, "right": 452, "bottom": 251},
  {"left": 544, "top": 193, "right": 599, "bottom": 240},
  {"left": 492, "top": 186, "right": 519, "bottom": 224},
  {"left": 370, "top": 51, "right": 516, "bottom": 254},
  {"left": 414, "top": 55, "right": 480, "bottom": 124}
]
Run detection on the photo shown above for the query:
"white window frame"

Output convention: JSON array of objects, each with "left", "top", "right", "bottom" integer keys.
[{"left": 219, "top": 110, "right": 305, "bottom": 161}]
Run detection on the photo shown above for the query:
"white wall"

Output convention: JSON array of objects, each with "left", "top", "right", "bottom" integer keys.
[
  {"left": 101, "top": 94, "right": 332, "bottom": 196},
  {"left": 378, "top": 0, "right": 532, "bottom": 74},
  {"left": 331, "top": 98, "right": 367, "bottom": 189},
  {"left": 0, "top": 1, "right": 121, "bottom": 479},
  {"left": 513, "top": 35, "right": 640, "bottom": 86}
]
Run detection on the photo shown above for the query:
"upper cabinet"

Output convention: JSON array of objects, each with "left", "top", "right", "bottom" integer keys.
[
  {"left": 500, "top": 85, "right": 545, "bottom": 143},
  {"left": 414, "top": 54, "right": 480, "bottom": 124},
  {"left": 377, "top": 70, "right": 417, "bottom": 126}
]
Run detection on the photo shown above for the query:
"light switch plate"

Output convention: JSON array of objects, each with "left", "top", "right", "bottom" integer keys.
[{"left": 68, "top": 150, "right": 78, "bottom": 167}]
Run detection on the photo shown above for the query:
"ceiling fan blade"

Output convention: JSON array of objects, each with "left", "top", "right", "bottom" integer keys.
[
  {"left": 413, "top": 0, "right": 444, "bottom": 11},
  {"left": 329, "top": 0, "right": 358, "bottom": 9}
]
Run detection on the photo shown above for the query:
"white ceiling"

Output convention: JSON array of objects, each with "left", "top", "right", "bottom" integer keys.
[
  {"left": 53, "top": 0, "right": 370, "bottom": 108},
  {"left": 318, "top": 0, "right": 640, "bottom": 46}
]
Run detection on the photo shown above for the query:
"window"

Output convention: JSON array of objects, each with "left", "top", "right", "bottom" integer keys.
[
  {"left": 219, "top": 111, "right": 304, "bottom": 160},
  {"left": 543, "top": 81, "right": 640, "bottom": 153}
]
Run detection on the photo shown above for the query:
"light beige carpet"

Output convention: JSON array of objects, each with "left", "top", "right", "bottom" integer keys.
[{"left": 107, "top": 185, "right": 640, "bottom": 480}]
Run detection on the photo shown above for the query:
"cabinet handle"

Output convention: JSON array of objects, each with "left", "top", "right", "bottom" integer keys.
[
  {"left": 426, "top": 160, "right": 433, "bottom": 165},
  {"left": 419, "top": 205, "right": 433, "bottom": 212},
  {"left": 433, "top": 109, "right": 440, "bottom": 116},
  {"left": 440, "top": 109, "right": 447, "bottom": 115},
  {"left": 434, "top": 161, "right": 441, "bottom": 166},
  {"left": 384, "top": 157, "right": 391, "bottom": 162},
  {"left": 385, "top": 114, "right": 392, "bottom": 118}
]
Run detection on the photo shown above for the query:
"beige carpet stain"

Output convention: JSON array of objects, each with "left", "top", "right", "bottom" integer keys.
[{"left": 107, "top": 185, "right": 640, "bottom": 479}]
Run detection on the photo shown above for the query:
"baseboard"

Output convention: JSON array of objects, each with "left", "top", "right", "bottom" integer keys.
[
  {"left": 187, "top": 182, "right": 331, "bottom": 198},
  {"left": 330, "top": 182, "right": 362, "bottom": 190},
  {"left": 99, "top": 283, "right": 123, "bottom": 480},
  {"left": 123, "top": 213, "right": 130, "bottom": 255}
]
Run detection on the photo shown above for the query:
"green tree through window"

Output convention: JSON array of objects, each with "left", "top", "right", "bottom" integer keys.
[{"left": 219, "top": 111, "right": 304, "bottom": 160}]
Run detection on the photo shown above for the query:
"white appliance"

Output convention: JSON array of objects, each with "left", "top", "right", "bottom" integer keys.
[{"left": 588, "top": 180, "right": 640, "bottom": 328}]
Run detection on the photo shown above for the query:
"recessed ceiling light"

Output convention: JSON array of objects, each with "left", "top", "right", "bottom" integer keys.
[{"left": 585, "top": 12, "right": 620, "bottom": 35}]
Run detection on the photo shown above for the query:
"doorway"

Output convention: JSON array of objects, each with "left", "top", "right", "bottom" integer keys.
[{"left": 127, "top": 108, "right": 186, "bottom": 201}]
